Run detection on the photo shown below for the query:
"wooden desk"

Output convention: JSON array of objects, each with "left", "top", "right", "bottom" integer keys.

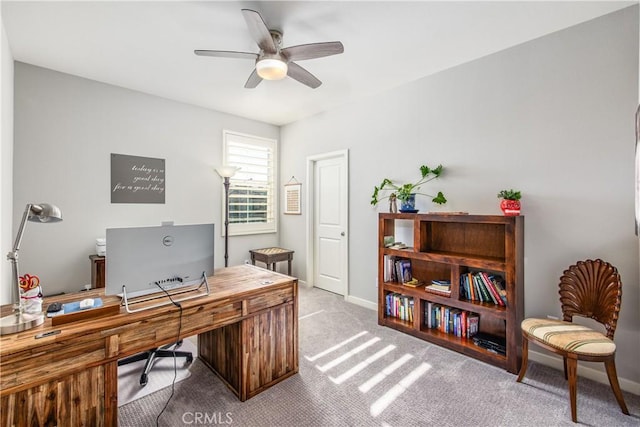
[
  {"left": 250, "top": 247, "right": 294, "bottom": 276},
  {"left": 0, "top": 265, "right": 298, "bottom": 426}
]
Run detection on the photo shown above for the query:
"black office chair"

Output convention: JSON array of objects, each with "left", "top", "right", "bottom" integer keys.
[{"left": 118, "top": 341, "right": 193, "bottom": 386}]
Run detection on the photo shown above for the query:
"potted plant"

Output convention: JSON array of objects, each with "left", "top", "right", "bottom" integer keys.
[
  {"left": 371, "top": 164, "right": 447, "bottom": 212},
  {"left": 497, "top": 189, "right": 521, "bottom": 216}
]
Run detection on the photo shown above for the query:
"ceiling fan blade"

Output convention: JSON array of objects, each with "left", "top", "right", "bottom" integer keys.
[
  {"left": 282, "top": 41, "right": 344, "bottom": 62},
  {"left": 194, "top": 50, "right": 258, "bottom": 60},
  {"left": 241, "top": 9, "right": 277, "bottom": 54},
  {"left": 244, "top": 69, "right": 263, "bottom": 89},
  {"left": 287, "top": 62, "right": 321, "bottom": 89}
]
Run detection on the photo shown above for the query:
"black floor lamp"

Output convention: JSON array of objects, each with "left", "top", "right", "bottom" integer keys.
[{"left": 216, "top": 166, "right": 239, "bottom": 267}]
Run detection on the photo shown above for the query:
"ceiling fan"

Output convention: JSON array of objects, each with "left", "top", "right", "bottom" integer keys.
[{"left": 195, "top": 9, "right": 344, "bottom": 89}]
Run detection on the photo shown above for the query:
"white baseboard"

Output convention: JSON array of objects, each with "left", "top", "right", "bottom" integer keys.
[
  {"left": 344, "top": 294, "right": 377, "bottom": 311},
  {"left": 528, "top": 350, "right": 640, "bottom": 395},
  {"left": 298, "top": 280, "right": 310, "bottom": 288}
]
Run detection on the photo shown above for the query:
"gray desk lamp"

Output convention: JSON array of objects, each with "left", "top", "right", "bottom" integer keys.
[
  {"left": 215, "top": 166, "right": 239, "bottom": 267},
  {"left": 1, "top": 203, "right": 62, "bottom": 335}
]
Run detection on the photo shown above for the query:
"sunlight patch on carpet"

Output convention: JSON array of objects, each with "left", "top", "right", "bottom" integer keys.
[
  {"left": 299, "top": 309, "right": 326, "bottom": 320},
  {"left": 358, "top": 353, "right": 414, "bottom": 393},
  {"left": 316, "top": 337, "right": 381, "bottom": 372},
  {"left": 369, "top": 362, "right": 431, "bottom": 417},
  {"left": 305, "top": 330, "right": 368, "bottom": 362},
  {"left": 329, "top": 345, "right": 396, "bottom": 384}
]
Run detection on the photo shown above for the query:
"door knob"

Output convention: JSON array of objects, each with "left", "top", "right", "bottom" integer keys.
[{"left": 341, "top": 232, "right": 345, "bottom": 236}]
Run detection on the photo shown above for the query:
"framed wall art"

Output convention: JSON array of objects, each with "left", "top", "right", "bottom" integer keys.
[
  {"left": 284, "top": 179, "right": 302, "bottom": 215},
  {"left": 111, "top": 153, "right": 165, "bottom": 204}
]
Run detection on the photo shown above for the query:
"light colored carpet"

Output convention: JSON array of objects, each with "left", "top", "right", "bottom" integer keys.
[
  {"left": 118, "top": 339, "right": 196, "bottom": 407},
  {"left": 119, "top": 286, "right": 639, "bottom": 426}
]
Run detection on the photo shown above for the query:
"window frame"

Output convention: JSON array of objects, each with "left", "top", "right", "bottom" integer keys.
[{"left": 222, "top": 130, "right": 278, "bottom": 236}]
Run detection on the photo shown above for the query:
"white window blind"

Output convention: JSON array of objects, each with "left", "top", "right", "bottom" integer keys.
[{"left": 223, "top": 131, "right": 277, "bottom": 235}]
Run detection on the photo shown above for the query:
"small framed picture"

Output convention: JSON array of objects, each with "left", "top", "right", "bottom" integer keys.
[{"left": 284, "top": 183, "right": 302, "bottom": 215}]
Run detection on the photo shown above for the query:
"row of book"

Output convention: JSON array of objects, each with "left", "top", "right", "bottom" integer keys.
[
  {"left": 460, "top": 272, "right": 507, "bottom": 306},
  {"left": 385, "top": 293, "right": 414, "bottom": 322},
  {"left": 425, "top": 302, "right": 479, "bottom": 338},
  {"left": 383, "top": 255, "right": 413, "bottom": 284}
]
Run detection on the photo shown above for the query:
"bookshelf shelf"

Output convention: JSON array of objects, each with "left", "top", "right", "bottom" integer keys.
[
  {"left": 378, "top": 213, "right": 524, "bottom": 373},
  {"left": 381, "top": 316, "right": 415, "bottom": 333}
]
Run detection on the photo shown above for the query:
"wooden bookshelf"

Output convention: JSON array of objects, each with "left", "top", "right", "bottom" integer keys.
[{"left": 378, "top": 213, "right": 524, "bottom": 373}]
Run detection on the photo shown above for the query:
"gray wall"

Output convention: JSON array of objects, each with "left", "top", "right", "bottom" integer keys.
[
  {"left": 280, "top": 7, "right": 640, "bottom": 386},
  {"left": 12, "top": 63, "right": 279, "bottom": 296},
  {"left": 1, "top": 18, "right": 13, "bottom": 305}
]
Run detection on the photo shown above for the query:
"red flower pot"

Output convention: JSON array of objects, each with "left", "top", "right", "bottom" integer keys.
[{"left": 500, "top": 199, "right": 521, "bottom": 216}]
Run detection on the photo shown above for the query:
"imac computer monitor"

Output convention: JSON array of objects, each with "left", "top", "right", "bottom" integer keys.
[{"left": 105, "top": 223, "right": 215, "bottom": 299}]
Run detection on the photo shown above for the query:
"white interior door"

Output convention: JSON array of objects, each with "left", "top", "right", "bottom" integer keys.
[{"left": 311, "top": 152, "right": 348, "bottom": 295}]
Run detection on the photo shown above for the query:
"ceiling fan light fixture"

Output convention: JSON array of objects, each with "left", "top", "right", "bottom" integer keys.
[{"left": 256, "top": 58, "right": 288, "bottom": 80}]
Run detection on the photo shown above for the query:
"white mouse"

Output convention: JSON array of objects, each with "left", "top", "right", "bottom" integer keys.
[{"left": 79, "top": 298, "right": 94, "bottom": 309}]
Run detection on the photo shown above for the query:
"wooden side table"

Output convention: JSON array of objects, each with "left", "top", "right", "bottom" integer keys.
[
  {"left": 249, "top": 247, "right": 294, "bottom": 276},
  {"left": 89, "top": 255, "right": 105, "bottom": 288}
]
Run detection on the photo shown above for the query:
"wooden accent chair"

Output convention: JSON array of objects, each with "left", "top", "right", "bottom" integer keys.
[{"left": 517, "top": 259, "right": 629, "bottom": 423}]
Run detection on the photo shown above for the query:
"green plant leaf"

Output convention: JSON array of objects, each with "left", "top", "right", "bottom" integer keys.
[
  {"left": 380, "top": 178, "right": 393, "bottom": 189},
  {"left": 432, "top": 191, "right": 447, "bottom": 205},
  {"left": 497, "top": 189, "right": 521, "bottom": 200},
  {"left": 371, "top": 186, "right": 380, "bottom": 205}
]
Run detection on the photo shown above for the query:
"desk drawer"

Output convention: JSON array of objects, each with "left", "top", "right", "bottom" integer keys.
[
  {"left": 246, "top": 286, "right": 293, "bottom": 314},
  {"left": 116, "top": 300, "right": 243, "bottom": 356},
  {"left": 1, "top": 334, "right": 106, "bottom": 393}
]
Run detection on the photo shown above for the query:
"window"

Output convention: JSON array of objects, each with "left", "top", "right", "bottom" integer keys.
[{"left": 223, "top": 130, "right": 277, "bottom": 235}]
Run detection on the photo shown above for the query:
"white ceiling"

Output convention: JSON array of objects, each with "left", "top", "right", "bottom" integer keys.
[{"left": 1, "top": 1, "right": 635, "bottom": 126}]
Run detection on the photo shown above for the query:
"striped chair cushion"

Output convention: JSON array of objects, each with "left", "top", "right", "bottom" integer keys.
[{"left": 521, "top": 318, "right": 615, "bottom": 356}]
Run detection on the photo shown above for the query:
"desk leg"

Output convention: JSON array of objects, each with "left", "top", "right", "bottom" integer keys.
[
  {"left": 199, "top": 302, "right": 298, "bottom": 402},
  {"left": 241, "top": 302, "right": 298, "bottom": 400},
  {"left": 287, "top": 259, "right": 292, "bottom": 276},
  {"left": 105, "top": 361, "right": 119, "bottom": 426},
  {"left": 198, "top": 323, "right": 242, "bottom": 399}
]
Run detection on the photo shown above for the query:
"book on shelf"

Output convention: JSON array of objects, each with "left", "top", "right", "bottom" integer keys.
[
  {"left": 383, "top": 235, "right": 395, "bottom": 247},
  {"left": 383, "top": 255, "right": 396, "bottom": 282},
  {"left": 474, "top": 274, "right": 493, "bottom": 303},
  {"left": 388, "top": 242, "right": 408, "bottom": 250},
  {"left": 461, "top": 272, "right": 474, "bottom": 301},
  {"left": 480, "top": 272, "right": 504, "bottom": 306},
  {"left": 489, "top": 275, "right": 507, "bottom": 305},
  {"left": 424, "top": 281, "right": 451, "bottom": 297},
  {"left": 395, "top": 259, "right": 412, "bottom": 284},
  {"left": 472, "top": 332, "right": 506, "bottom": 355},
  {"left": 431, "top": 279, "right": 451, "bottom": 287},
  {"left": 386, "top": 292, "right": 414, "bottom": 322},
  {"left": 403, "top": 278, "right": 424, "bottom": 288},
  {"left": 424, "top": 285, "right": 451, "bottom": 297},
  {"left": 460, "top": 272, "right": 507, "bottom": 307},
  {"left": 467, "top": 313, "right": 479, "bottom": 337}
]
